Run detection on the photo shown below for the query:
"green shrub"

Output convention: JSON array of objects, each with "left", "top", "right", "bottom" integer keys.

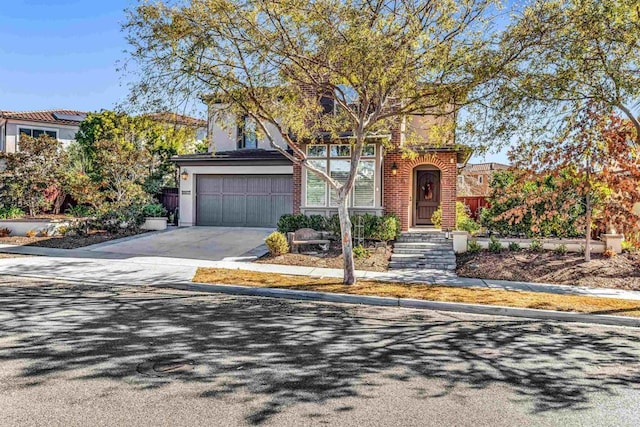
[
  {"left": 468, "top": 239, "right": 482, "bottom": 253},
  {"left": 96, "top": 204, "right": 144, "bottom": 233},
  {"left": 278, "top": 213, "right": 400, "bottom": 242},
  {"left": 622, "top": 240, "right": 638, "bottom": 253},
  {"left": 432, "top": 202, "right": 480, "bottom": 234},
  {"left": 0, "top": 206, "right": 25, "bottom": 220},
  {"left": 265, "top": 231, "right": 289, "bottom": 255},
  {"left": 508, "top": 241, "right": 521, "bottom": 252},
  {"left": 529, "top": 238, "right": 543, "bottom": 252},
  {"left": 326, "top": 214, "right": 342, "bottom": 236},
  {"left": 142, "top": 203, "right": 167, "bottom": 217},
  {"left": 353, "top": 244, "right": 369, "bottom": 259},
  {"left": 65, "top": 205, "right": 94, "bottom": 218},
  {"left": 555, "top": 243, "right": 568, "bottom": 255},
  {"left": 431, "top": 208, "right": 442, "bottom": 228},
  {"left": 277, "top": 214, "right": 310, "bottom": 233},
  {"left": 307, "top": 215, "right": 327, "bottom": 231},
  {"left": 374, "top": 214, "right": 401, "bottom": 241},
  {"left": 488, "top": 236, "right": 503, "bottom": 253}
]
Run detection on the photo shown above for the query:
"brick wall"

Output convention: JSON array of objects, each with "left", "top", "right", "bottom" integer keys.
[
  {"left": 292, "top": 156, "right": 302, "bottom": 214},
  {"left": 383, "top": 148, "right": 458, "bottom": 232}
]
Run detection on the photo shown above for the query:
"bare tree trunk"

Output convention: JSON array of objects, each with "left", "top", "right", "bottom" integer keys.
[
  {"left": 585, "top": 193, "right": 592, "bottom": 262},
  {"left": 337, "top": 197, "right": 356, "bottom": 285}
]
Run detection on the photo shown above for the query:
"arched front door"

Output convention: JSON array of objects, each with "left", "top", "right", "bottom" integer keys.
[{"left": 414, "top": 169, "right": 441, "bottom": 225}]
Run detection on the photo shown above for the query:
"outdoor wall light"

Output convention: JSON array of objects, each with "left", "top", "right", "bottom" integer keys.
[
  {"left": 181, "top": 169, "right": 190, "bottom": 181},
  {"left": 391, "top": 162, "right": 398, "bottom": 176}
]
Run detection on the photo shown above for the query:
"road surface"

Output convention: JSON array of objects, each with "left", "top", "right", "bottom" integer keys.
[{"left": 1, "top": 275, "right": 639, "bottom": 426}]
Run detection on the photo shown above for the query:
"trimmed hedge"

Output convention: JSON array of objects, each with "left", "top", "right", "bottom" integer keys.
[{"left": 277, "top": 213, "right": 401, "bottom": 242}]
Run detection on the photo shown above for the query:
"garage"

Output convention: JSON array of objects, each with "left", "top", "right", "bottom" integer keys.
[{"left": 196, "top": 174, "right": 293, "bottom": 227}]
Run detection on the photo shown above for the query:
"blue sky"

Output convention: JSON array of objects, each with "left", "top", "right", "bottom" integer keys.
[
  {"left": 0, "top": 0, "right": 508, "bottom": 163},
  {"left": 0, "top": 0, "right": 132, "bottom": 113}
]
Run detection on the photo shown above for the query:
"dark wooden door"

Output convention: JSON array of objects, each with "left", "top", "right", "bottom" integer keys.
[{"left": 415, "top": 170, "right": 441, "bottom": 225}]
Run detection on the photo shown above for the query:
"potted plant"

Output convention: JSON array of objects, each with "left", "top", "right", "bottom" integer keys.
[{"left": 141, "top": 204, "right": 168, "bottom": 231}]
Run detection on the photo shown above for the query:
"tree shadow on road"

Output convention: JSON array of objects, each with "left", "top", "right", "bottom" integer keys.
[{"left": 1, "top": 278, "right": 640, "bottom": 424}]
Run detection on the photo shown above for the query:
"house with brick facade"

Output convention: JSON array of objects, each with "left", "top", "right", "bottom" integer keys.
[{"left": 172, "top": 99, "right": 471, "bottom": 232}]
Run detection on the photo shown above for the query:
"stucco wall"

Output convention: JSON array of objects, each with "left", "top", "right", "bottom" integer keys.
[
  {"left": 3, "top": 120, "right": 79, "bottom": 153},
  {"left": 207, "top": 106, "right": 286, "bottom": 153},
  {"left": 178, "top": 164, "right": 294, "bottom": 226}
]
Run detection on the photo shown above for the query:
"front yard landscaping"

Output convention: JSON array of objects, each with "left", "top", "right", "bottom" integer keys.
[
  {"left": 457, "top": 251, "right": 640, "bottom": 290},
  {"left": 193, "top": 268, "right": 640, "bottom": 318},
  {"left": 256, "top": 242, "right": 391, "bottom": 272},
  {"left": 0, "top": 230, "right": 146, "bottom": 250}
]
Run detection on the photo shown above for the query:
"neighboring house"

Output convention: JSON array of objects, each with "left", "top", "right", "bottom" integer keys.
[
  {"left": 145, "top": 112, "right": 208, "bottom": 143},
  {"left": 0, "top": 109, "right": 87, "bottom": 153},
  {"left": 172, "top": 98, "right": 471, "bottom": 231},
  {"left": 457, "top": 162, "right": 510, "bottom": 197}
]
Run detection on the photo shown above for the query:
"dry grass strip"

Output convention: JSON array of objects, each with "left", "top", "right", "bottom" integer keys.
[{"left": 193, "top": 268, "right": 640, "bottom": 318}]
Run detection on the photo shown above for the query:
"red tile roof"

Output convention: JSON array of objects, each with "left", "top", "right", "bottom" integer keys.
[
  {"left": 145, "top": 112, "right": 206, "bottom": 127},
  {"left": 461, "top": 162, "right": 510, "bottom": 173},
  {"left": 0, "top": 110, "right": 87, "bottom": 126}
]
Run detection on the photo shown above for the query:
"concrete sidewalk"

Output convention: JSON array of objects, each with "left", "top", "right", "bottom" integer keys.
[{"left": 1, "top": 243, "right": 640, "bottom": 302}]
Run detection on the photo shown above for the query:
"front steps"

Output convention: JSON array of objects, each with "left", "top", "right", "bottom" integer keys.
[{"left": 389, "top": 231, "right": 456, "bottom": 271}]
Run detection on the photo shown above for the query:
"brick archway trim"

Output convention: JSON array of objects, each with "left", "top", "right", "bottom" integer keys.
[{"left": 400, "top": 153, "right": 448, "bottom": 174}]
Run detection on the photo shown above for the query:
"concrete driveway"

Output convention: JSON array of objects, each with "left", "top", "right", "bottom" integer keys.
[{"left": 85, "top": 226, "right": 272, "bottom": 261}]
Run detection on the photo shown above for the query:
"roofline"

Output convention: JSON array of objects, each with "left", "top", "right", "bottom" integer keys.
[{"left": 1, "top": 117, "right": 82, "bottom": 128}]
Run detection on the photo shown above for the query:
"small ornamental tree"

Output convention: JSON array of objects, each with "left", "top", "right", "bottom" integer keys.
[
  {"left": 506, "top": 105, "right": 640, "bottom": 260},
  {"left": 0, "top": 135, "right": 67, "bottom": 216},
  {"left": 124, "top": 0, "right": 504, "bottom": 284},
  {"left": 92, "top": 139, "right": 151, "bottom": 209}
]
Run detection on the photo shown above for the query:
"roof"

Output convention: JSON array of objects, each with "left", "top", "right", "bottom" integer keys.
[
  {"left": 461, "top": 162, "right": 510, "bottom": 173},
  {"left": 145, "top": 112, "right": 206, "bottom": 128},
  {"left": 0, "top": 109, "right": 87, "bottom": 126},
  {"left": 171, "top": 149, "right": 292, "bottom": 164}
]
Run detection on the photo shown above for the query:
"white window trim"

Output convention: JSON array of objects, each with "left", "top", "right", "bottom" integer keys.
[{"left": 304, "top": 144, "right": 377, "bottom": 208}]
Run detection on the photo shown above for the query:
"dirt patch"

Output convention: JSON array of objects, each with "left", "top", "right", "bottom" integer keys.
[
  {"left": 256, "top": 243, "right": 391, "bottom": 272},
  {"left": 0, "top": 230, "right": 147, "bottom": 250},
  {"left": 457, "top": 251, "right": 640, "bottom": 290},
  {"left": 194, "top": 267, "right": 640, "bottom": 318},
  {"left": 0, "top": 253, "right": 30, "bottom": 259}
]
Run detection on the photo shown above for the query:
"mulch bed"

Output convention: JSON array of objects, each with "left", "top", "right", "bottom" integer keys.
[
  {"left": 0, "top": 230, "right": 147, "bottom": 250},
  {"left": 457, "top": 250, "right": 640, "bottom": 291},
  {"left": 256, "top": 243, "right": 391, "bottom": 272}
]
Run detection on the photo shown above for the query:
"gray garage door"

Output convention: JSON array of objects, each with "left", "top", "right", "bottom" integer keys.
[{"left": 196, "top": 175, "right": 293, "bottom": 227}]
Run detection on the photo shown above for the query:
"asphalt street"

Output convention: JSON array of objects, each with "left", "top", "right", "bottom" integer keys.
[{"left": 1, "top": 275, "right": 640, "bottom": 426}]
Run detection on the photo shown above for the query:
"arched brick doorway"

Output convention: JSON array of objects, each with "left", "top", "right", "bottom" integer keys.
[{"left": 383, "top": 151, "right": 458, "bottom": 231}]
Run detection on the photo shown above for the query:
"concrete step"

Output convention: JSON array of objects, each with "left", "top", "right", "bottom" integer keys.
[
  {"left": 395, "top": 240, "right": 449, "bottom": 245},
  {"left": 394, "top": 241, "right": 448, "bottom": 247}
]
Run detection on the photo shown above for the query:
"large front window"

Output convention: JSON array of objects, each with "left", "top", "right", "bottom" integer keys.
[{"left": 305, "top": 144, "right": 376, "bottom": 208}]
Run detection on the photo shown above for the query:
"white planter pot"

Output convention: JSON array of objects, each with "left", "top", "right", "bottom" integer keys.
[{"left": 141, "top": 217, "right": 168, "bottom": 231}]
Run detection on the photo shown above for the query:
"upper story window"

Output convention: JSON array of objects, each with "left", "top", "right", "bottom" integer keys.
[
  {"left": 19, "top": 127, "right": 57, "bottom": 139},
  {"left": 237, "top": 115, "right": 257, "bottom": 149},
  {"left": 477, "top": 175, "right": 483, "bottom": 184},
  {"left": 18, "top": 127, "right": 58, "bottom": 151}
]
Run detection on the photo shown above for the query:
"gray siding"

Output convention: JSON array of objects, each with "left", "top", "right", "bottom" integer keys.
[{"left": 196, "top": 175, "right": 293, "bottom": 227}]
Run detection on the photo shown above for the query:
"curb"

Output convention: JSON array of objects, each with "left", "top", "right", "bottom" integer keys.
[{"left": 172, "top": 281, "right": 640, "bottom": 328}]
